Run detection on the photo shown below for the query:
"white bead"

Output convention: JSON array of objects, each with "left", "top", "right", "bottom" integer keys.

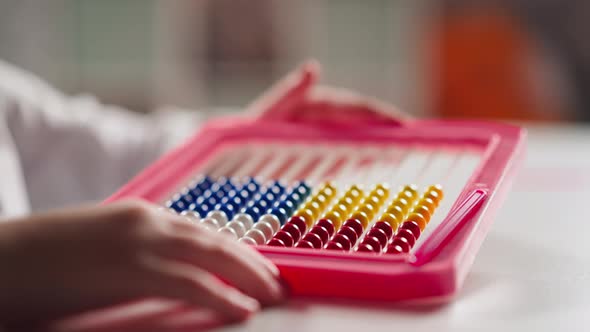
[
  {"left": 218, "top": 226, "right": 238, "bottom": 240},
  {"left": 226, "top": 221, "right": 247, "bottom": 238},
  {"left": 244, "top": 229, "right": 266, "bottom": 244},
  {"left": 232, "top": 213, "right": 254, "bottom": 229},
  {"left": 200, "top": 217, "right": 220, "bottom": 230},
  {"left": 207, "top": 210, "right": 228, "bottom": 227},
  {"left": 253, "top": 222, "right": 274, "bottom": 240},
  {"left": 258, "top": 214, "right": 281, "bottom": 233},
  {"left": 238, "top": 237, "right": 258, "bottom": 246},
  {"left": 180, "top": 210, "right": 201, "bottom": 222}
]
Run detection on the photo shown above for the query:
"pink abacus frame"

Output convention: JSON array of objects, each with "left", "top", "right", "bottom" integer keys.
[{"left": 105, "top": 108, "right": 525, "bottom": 303}]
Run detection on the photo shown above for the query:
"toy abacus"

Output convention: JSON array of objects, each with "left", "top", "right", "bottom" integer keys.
[{"left": 106, "top": 79, "right": 525, "bottom": 303}]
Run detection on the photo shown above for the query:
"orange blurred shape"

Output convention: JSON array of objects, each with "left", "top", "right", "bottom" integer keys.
[{"left": 429, "top": 8, "right": 564, "bottom": 122}]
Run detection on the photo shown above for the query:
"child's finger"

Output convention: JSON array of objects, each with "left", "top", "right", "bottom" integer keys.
[{"left": 139, "top": 254, "right": 260, "bottom": 322}]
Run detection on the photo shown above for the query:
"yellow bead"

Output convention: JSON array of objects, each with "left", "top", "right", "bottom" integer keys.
[
  {"left": 396, "top": 190, "right": 415, "bottom": 204},
  {"left": 412, "top": 205, "right": 432, "bottom": 222},
  {"left": 365, "top": 196, "right": 381, "bottom": 208},
  {"left": 419, "top": 198, "right": 436, "bottom": 215},
  {"left": 391, "top": 198, "right": 411, "bottom": 215},
  {"left": 427, "top": 184, "right": 444, "bottom": 200},
  {"left": 296, "top": 209, "right": 316, "bottom": 228},
  {"left": 386, "top": 205, "right": 405, "bottom": 222},
  {"left": 407, "top": 212, "right": 428, "bottom": 231},
  {"left": 358, "top": 203, "right": 376, "bottom": 220},
  {"left": 379, "top": 212, "right": 400, "bottom": 231},
  {"left": 323, "top": 210, "right": 343, "bottom": 230},
  {"left": 338, "top": 196, "right": 354, "bottom": 209},
  {"left": 332, "top": 203, "right": 349, "bottom": 218},
  {"left": 346, "top": 186, "right": 363, "bottom": 202},
  {"left": 402, "top": 184, "right": 419, "bottom": 199},
  {"left": 315, "top": 193, "right": 330, "bottom": 210},
  {"left": 350, "top": 211, "right": 370, "bottom": 229},
  {"left": 304, "top": 201, "right": 321, "bottom": 218},
  {"left": 370, "top": 186, "right": 389, "bottom": 201}
]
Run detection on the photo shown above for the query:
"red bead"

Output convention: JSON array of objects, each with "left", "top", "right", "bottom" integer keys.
[
  {"left": 310, "top": 225, "right": 330, "bottom": 244},
  {"left": 390, "top": 236, "right": 411, "bottom": 253},
  {"left": 385, "top": 244, "right": 405, "bottom": 254},
  {"left": 267, "top": 238, "right": 285, "bottom": 247},
  {"left": 361, "top": 235, "right": 383, "bottom": 252},
  {"left": 282, "top": 223, "right": 302, "bottom": 243},
  {"left": 288, "top": 216, "right": 308, "bottom": 234},
  {"left": 343, "top": 218, "right": 364, "bottom": 237},
  {"left": 367, "top": 227, "right": 388, "bottom": 248},
  {"left": 302, "top": 232, "right": 323, "bottom": 249},
  {"left": 395, "top": 228, "right": 416, "bottom": 247},
  {"left": 357, "top": 243, "right": 377, "bottom": 253},
  {"left": 316, "top": 218, "right": 335, "bottom": 236},
  {"left": 295, "top": 239, "right": 314, "bottom": 249},
  {"left": 373, "top": 221, "right": 394, "bottom": 239},
  {"left": 338, "top": 226, "right": 358, "bottom": 246},
  {"left": 332, "top": 233, "right": 352, "bottom": 250},
  {"left": 325, "top": 241, "right": 345, "bottom": 251},
  {"left": 274, "top": 230, "right": 294, "bottom": 247},
  {"left": 400, "top": 221, "right": 421, "bottom": 239}
]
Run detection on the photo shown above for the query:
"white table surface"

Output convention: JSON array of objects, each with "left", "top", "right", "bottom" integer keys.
[{"left": 57, "top": 124, "right": 590, "bottom": 332}]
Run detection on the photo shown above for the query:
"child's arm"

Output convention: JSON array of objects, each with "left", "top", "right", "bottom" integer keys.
[
  {"left": 0, "top": 200, "right": 283, "bottom": 327},
  {"left": 0, "top": 60, "right": 203, "bottom": 212}
]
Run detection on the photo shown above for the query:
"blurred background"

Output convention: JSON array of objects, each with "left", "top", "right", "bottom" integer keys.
[{"left": 0, "top": 0, "right": 588, "bottom": 122}]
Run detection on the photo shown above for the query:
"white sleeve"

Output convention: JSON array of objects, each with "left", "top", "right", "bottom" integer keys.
[{"left": 0, "top": 60, "right": 204, "bottom": 212}]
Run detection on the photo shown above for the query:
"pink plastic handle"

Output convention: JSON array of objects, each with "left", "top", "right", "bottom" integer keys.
[{"left": 411, "top": 188, "right": 488, "bottom": 266}]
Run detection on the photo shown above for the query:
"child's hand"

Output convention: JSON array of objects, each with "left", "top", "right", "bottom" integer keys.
[{"left": 0, "top": 200, "right": 284, "bottom": 326}]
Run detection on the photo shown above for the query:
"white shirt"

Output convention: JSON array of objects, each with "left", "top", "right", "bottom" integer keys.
[{"left": 0, "top": 60, "right": 203, "bottom": 217}]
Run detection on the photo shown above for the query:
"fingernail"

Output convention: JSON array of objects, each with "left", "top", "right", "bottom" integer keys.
[
  {"left": 227, "top": 289, "right": 261, "bottom": 313},
  {"left": 267, "top": 279, "right": 286, "bottom": 304}
]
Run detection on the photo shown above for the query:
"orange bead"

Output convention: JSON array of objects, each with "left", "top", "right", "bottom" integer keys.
[
  {"left": 402, "top": 184, "right": 419, "bottom": 199},
  {"left": 379, "top": 213, "right": 401, "bottom": 231},
  {"left": 427, "top": 184, "right": 444, "bottom": 200},
  {"left": 396, "top": 190, "right": 415, "bottom": 204},
  {"left": 350, "top": 211, "right": 370, "bottom": 229},
  {"left": 412, "top": 205, "right": 432, "bottom": 222},
  {"left": 323, "top": 210, "right": 343, "bottom": 230},
  {"left": 390, "top": 198, "right": 411, "bottom": 215},
  {"left": 406, "top": 212, "right": 428, "bottom": 231},
  {"left": 418, "top": 197, "right": 436, "bottom": 215},
  {"left": 423, "top": 190, "right": 441, "bottom": 206}
]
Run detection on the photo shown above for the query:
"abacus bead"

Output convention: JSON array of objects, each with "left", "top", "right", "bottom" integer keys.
[
  {"left": 400, "top": 221, "right": 421, "bottom": 239},
  {"left": 253, "top": 222, "right": 274, "bottom": 240},
  {"left": 338, "top": 196, "right": 354, "bottom": 207},
  {"left": 391, "top": 198, "right": 410, "bottom": 215},
  {"left": 386, "top": 205, "right": 405, "bottom": 222},
  {"left": 338, "top": 226, "right": 358, "bottom": 246},
  {"left": 427, "top": 184, "right": 444, "bottom": 200},
  {"left": 180, "top": 210, "right": 201, "bottom": 222},
  {"left": 326, "top": 241, "right": 345, "bottom": 251},
  {"left": 310, "top": 225, "right": 330, "bottom": 244},
  {"left": 287, "top": 216, "right": 307, "bottom": 234},
  {"left": 350, "top": 211, "right": 370, "bottom": 229},
  {"left": 244, "top": 229, "right": 266, "bottom": 245},
  {"left": 391, "top": 236, "right": 411, "bottom": 253},
  {"left": 267, "top": 238, "right": 286, "bottom": 247},
  {"left": 270, "top": 207, "right": 288, "bottom": 224},
  {"left": 323, "top": 211, "right": 343, "bottom": 230},
  {"left": 302, "top": 232, "right": 323, "bottom": 249},
  {"left": 412, "top": 205, "right": 432, "bottom": 222},
  {"left": 239, "top": 237, "right": 258, "bottom": 246},
  {"left": 380, "top": 213, "right": 401, "bottom": 231},
  {"left": 314, "top": 194, "right": 329, "bottom": 210},
  {"left": 397, "top": 191, "right": 414, "bottom": 203},
  {"left": 418, "top": 198, "right": 436, "bottom": 215},
  {"left": 357, "top": 243, "right": 377, "bottom": 253},
  {"left": 395, "top": 228, "right": 417, "bottom": 247},
  {"left": 287, "top": 193, "right": 302, "bottom": 208},
  {"left": 243, "top": 207, "right": 260, "bottom": 221},
  {"left": 218, "top": 226, "right": 238, "bottom": 240},
  {"left": 316, "top": 219, "right": 335, "bottom": 236},
  {"left": 207, "top": 210, "right": 228, "bottom": 227},
  {"left": 295, "top": 239, "right": 314, "bottom": 249},
  {"left": 233, "top": 213, "right": 254, "bottom": 230},
  {"left": 385, "top": 244, "right": 405, "bottom": 254},
  {"left": 332, "top": 204, "right": 349, "bottom": 218},
  {"left": 402, "top": 184, "right": 419, "bottom": 198},
  {"left": 297, "top": 209, "right": 315, "bottom": 228},
  {"left": 343, "top": 218, "right": 364, "bottom": 237},
  {"left": 406, "top": 212, "right": 428, "bottom": 231},
  {"left": 282, "top": 223, "right": 302, "bottom": 243},
  {"left": 275, "top": 230, "right": 295, "bottom": 247},
  {"left": 258, "top": 214, "right": 281, "bottom": 233},
  {"left": 370, "top": 187, "right": 388, "bottom": 200},
  {"left": 362, "top": 236, "right": 383, "bottom": 252},
  {"left": 278, "top": 200, "right": 295, "bottom": 215},
  {"left": 200, "top": 217, "right": 220, "bottom": 229},
  {"left": 332, "top": 233, "right": 352, "bottom": 250},
  {"left": 373, "top": 221, "right": 394, "bottom": 239},
  {"left": 358, "top": 203, "right": 376, "bottom": 220},
  {"left": 366, "top": 196, "right": 381, "bottom": 209},
  {"left": 226, "top": 221, "right": 247, "bottom": 237},
  {"left": 304, "top": 201, "right": 322, "bottom": 218},
  {"left": 367, "top": 227, "right": 388, "bottom": 248},
  {"left": 423, "top": 191, "right": 441, "bottom": 206}
]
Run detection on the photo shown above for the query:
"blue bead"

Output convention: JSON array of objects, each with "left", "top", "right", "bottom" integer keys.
[
  {"left": 181, "top": 191, "right": 197, "bottom": 204},
  {"left": 262, "top": 192, "right": 276, "bottom": 203},
  {"left": 213, "top": 190, "right": 225, "bottom": 200},
  {"left": 279, "top": 200, "right": 295, "bottom": 215},
  {"left": 218, "top": 204, "right": 235, "bottom": 219},
  {"left": 270, "top": 207, "right": 288, "bottom": 224},
  {"left": 288, "top": 192, "right": 302, "bottom": 205},
  {"left": 243, "top": 182, "right": 259, "bottom": 194},
  {"left": 189, "top": 186, "right": 203, "bottom": 197},
  {"left": 196, "top": 177, "right": 213, "bottom": 191},
  {"left": 254, "top": 200, "right": 269, "bottom": 211},
  {"left": 221, "top": 183, "right": 235, "bottom": 193},
  {"left": 231, "top": 196, "right": 243, "bottom": 208},
  {"left": 237, "top": 189, "right": 251, "bottom": 200},
  {"left": 268, "top": 185, "right": 284, "bottom": 197},
  {"left": 169, "top": 200, "right": 186, "bottom": 212},
  {"left": 206, "top": 197, "right": 218, "bottom": 207},
  {"left": 208, "top": 183, "right": 222, "bottom": 193},
  {"left": 244, "top": 206, "right": 261, "bottom": 220}
]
